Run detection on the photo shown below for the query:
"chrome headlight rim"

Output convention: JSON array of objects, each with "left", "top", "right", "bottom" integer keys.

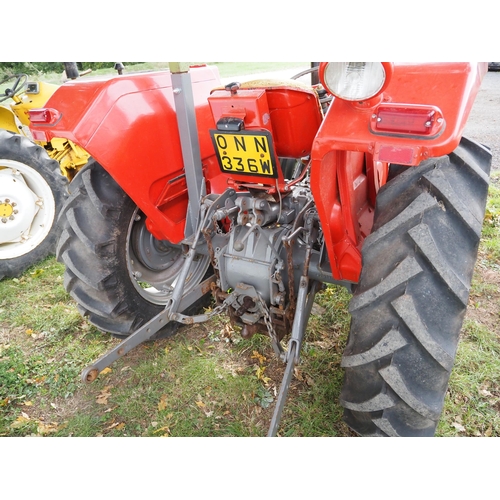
[{"left": 319, "top": 62, "right": 392, "bottom": 102}]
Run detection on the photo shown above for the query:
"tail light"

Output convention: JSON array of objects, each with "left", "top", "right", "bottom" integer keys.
[
  {"left": 371, "top": 104, "right": 444, "bottom": 137},
  {"left": 28, "top": 108, "right": 61, "bottom": 125}
]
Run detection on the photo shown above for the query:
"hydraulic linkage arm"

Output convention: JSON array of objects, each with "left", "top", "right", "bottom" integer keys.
[{"left": 80, "top": 189, "right": 234, "bottom": 383}]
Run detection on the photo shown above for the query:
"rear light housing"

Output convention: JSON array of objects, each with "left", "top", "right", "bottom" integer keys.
[
  {"left": 28, "top": 108, "right": 61, "bottom": 125},
  {"left": 371, "top": 104, "right": 444, "bottom": 137}
]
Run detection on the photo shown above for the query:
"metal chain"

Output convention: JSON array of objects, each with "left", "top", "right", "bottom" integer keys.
[
  {"left": 205, "top": 299, "right": 230, "bottom": 319},
  {"left": 257, "top": 294, "right": 284, "bottom": 358},
  {"left": 213, "top": 214, "right": 224, "bottom": 235}
]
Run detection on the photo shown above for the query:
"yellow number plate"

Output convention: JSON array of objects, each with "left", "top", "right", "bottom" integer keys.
[{"left": 210, "top": 130, "right": 277, "bottom": 178}]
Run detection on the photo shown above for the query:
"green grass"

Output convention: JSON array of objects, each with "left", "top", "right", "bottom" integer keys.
[
  {"left": 480, "top": 174, "right": 500, "bottom": 267},
  {"left": 0, "top": 257, "right": 353, "bottom": 437}
]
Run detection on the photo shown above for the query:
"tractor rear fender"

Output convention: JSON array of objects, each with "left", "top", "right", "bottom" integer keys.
[
  {"left": 0, "top": 106, "right": 21, "bottom": 134},
  {"left": 29, "top": 66, "right": 224, "bottom": 243},
  {"left": 311, "top": 62, "right": 487, "bottom": 283}
]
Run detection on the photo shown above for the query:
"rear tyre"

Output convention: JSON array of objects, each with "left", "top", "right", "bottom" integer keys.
[
  {"left": 0, "top": 129, "right": 68, "bottom": 280},
  {"left": 340, "top": 137, "right": 492, "bottom": 436},
  {"left": 56, "top": 159, "right": 212, "bottom": 338}
]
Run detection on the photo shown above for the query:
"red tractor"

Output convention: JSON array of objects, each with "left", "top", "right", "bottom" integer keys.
[{"left": 29, "top": 62, "right": 492, "bottom": 437}]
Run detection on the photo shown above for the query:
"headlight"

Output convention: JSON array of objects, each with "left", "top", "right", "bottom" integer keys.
[{"left": 320, "top": 62, "right": 389, "bottom": 101}]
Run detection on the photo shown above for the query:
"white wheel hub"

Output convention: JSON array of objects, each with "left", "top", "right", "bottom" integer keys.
[{"left": 0, "top": 160, "right": 56, "bottom": 259}]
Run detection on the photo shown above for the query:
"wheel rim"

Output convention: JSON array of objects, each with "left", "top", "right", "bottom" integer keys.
[
  {"left": 0, "top": 160, "right": 56, "bottom": 259},
  {"left": 126, "top": 207, "right": 210, "bottom": 305}
]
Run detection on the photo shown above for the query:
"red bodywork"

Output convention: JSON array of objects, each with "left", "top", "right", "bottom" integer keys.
[{"left": 29, "top": 62, "right": 486, "bottom": 283}]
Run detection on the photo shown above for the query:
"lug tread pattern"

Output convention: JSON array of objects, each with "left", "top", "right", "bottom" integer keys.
[
  {"left": 391, "top": 295, "right": 454, "bottom": 371},
  {"left": 65, "top": 206, "right": 116, "bottom": 257},
  {"left": 340, "top": 137, "right": 492, "bottom": 436},
  {"left": 80, "top": 167, "right": 120, "bottom": 220},
  {"left": 349, "top": 257, "right": 422, "bottom": 313},
  {"left": 423, "top": 169, "right": 483, "bottom": 237},
  {"left": 408, "top": 224, "right": 470, "bottom": 306},
  {"left": 451, "top": 136, "right": 492, "bottom": 184},
  {"left": 379, "top": 365, "right": 441, "bottom": 420},
  {"left": 363, "top": 192, "right": 438, "bottom": 250},
  {"left": 340, "top": 392, "right": 395, "bottom": 412},
  {"left": 372, "top": 417, "right": 398, "bottom": 437},
  {"left": 341, "top": 328, "right": 407, "bottom": 367},
  {"left": 62, "top": 249, "right": 116, "bottom": 291}
]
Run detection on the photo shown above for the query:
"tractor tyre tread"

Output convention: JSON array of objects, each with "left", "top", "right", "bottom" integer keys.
[
  {"left": 340, "top": 137, "right": 492, "bottom": 437},
  {"left": 56, "top": 159, "right": 209, "bottom": 339}
]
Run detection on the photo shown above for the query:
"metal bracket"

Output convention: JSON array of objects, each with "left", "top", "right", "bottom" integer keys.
[
  {"left": 267, "top": 219, "right": 320, "bottom": 436},
  {"left": 170, "top": 63, "right": 205, "bottom": 239},
  {"left": 266, "top": 279, "right": 321, "bottom": 437}
]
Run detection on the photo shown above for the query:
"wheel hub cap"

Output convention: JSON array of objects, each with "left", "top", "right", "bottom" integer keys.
[
  {"left": 0, "top": 168, "right": 38, "bottom": 245},
  {"left": 126, "top": 208, "right": 210, "bottom": 305},
  {"left": 0, "top": 201, "right": 14, "bottom": 218}
]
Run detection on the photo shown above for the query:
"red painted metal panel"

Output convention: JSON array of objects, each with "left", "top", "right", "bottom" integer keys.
[{"left": 30, "top": 66, "right": 222, "bottom": 243}]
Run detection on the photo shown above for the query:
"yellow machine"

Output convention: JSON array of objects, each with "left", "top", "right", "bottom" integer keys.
[
  {"left": 0, "top": 75, "right": 89, "bottom": 179},
  {"left": 0, "top": 73, "right": 90, "bottom": 279}
]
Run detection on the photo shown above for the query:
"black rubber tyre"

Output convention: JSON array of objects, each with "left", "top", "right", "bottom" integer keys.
[
  {"left": 56, "top": 159, "right": 212, "bottom": 338},
  {"left": 0, "top": 129, "right": 68, "bottom": 280},
  {"left": 340, "top": 137, "right": 492, "bottom": 437}
]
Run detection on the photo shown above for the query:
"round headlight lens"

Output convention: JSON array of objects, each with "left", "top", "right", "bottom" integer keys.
[{"left": 322, "top": 62, "right": 386, "bottom": 101}]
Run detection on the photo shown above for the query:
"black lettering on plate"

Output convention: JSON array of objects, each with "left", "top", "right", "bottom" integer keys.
[
  {"left": 260, "top": 159, "right": 271, "bottom": 175},
  {"left": 221, "top": 156, "right": 233, "bottom": 170},
  {"left": 234, "top": 136, "right": 246, "bottom": 152},
  {"left": 247, "top": 158, "right": 258, "bottom": 173},
  {"left": 234, "top": 157, "right": 245, "bottom": 171},
  {"left": 216, "top": 135, "right": 228, "bottom": 149},
  {"left": 254, "top": 136, "right": 267, "bottom": 153}
]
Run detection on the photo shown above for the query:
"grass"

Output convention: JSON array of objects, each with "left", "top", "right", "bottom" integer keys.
[{"left": 0, "top": 257, "right": 354, "bottom": 437}]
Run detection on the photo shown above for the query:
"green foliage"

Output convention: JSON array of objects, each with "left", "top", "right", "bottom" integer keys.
[
  {"left": 254, "top": 386, "right": 274, "bottom": 408},
  {"left": 0, "top": 62, "right": 124, "bottom": 73},
  {"left": 0, "top": 62, "right": 145, "bottom": 82}
]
